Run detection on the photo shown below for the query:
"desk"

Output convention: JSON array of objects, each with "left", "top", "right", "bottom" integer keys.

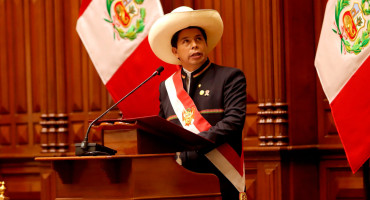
[{"left": 36, "top": 154, "right": 221, "bottom": 200}]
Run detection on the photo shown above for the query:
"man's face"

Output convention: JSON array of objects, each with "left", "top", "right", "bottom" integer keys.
[{"left": 172, "top": 28, "right": 208, "bottom": 71}]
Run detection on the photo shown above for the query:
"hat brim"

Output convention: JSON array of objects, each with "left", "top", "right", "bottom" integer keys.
[{"left": 149, "top": 9, "right": 223, "bottom": 65}]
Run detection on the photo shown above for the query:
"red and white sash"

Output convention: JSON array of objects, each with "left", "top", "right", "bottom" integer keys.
[{"left": 165, "top": 69, "right": 245, "bottom": 192}]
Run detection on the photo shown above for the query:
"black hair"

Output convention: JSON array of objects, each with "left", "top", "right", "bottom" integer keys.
[{"left": 170, "top": 26, "right": 207, "bottom": 48}]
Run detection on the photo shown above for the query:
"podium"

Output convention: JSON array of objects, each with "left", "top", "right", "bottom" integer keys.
[{"left": 36, "top": 116, "right": 222, "bottom": 200}]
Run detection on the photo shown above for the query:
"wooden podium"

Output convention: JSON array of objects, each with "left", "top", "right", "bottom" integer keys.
[{"left": 36, "top": 116, "right": 222, "bottom": 200}]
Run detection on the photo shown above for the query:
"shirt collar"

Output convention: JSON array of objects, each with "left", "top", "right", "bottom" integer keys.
[{"left": 181, "top": 59, "right": 211, "bottom": 79}]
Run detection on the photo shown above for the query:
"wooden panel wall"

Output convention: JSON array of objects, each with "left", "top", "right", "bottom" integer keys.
[
  {"left": 0, "top": 0, "right": 365, "bottom": 199},
  {"left": 0, "top": 0, "right": 113, "bottom": 198},
  {"left": 0, "top": 0, "right": 39, "bottom": 155}
]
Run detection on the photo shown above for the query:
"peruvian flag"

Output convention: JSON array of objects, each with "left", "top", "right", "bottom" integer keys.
[
  {"left": 76, "top": 0, "right": 177, "bottom": 118},
  {"left": 315, "top": 0, "right": 370, "bottom": 173}
]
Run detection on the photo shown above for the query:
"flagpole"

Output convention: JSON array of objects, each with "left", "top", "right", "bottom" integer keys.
[{"left": 364, "top": 159, "right": 370, "bottom": 200}]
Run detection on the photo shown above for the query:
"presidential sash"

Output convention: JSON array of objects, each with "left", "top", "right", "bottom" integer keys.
[{"left": 165, "top": 69, "right": 246, "bottom": 192}]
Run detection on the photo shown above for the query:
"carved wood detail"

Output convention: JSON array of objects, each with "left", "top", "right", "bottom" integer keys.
[
  {"left": 245, "top": 165, "right": 257, "bottom": 200},
  {"left": 258, "top": 103, "right": 288, "bottom": 146},
  {"left": 16, "top": 124, "right": 28, "bottom": 145},
  {"left": 40, "top": 114, "right": 49, "bottom": 153},
  {"left": 0, "top": 125, "right": 11, "bottom": 146},
  {"left": 39, "top": 113, "right": 69, "bottom": 153},
  {"left": 56, "top": 114, "right": 68, "bottom": 152}
]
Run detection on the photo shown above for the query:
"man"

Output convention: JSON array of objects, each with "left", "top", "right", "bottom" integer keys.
[{"left": 149, "top": 6, "right": 247, "bottom": 200}]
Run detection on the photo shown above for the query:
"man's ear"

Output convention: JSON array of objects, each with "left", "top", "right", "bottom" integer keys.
[{"left": 172, "top": 47, "right": 178, "bottom": 58}]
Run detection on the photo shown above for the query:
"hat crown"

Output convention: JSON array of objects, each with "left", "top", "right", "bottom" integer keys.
[{"left": 171, "top": 6, "right": 194, "bottom": 13}]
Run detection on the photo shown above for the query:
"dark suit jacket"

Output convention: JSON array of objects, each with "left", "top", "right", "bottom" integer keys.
[{"left": 159, "top": 59, "right": 247, "bottom": 170}]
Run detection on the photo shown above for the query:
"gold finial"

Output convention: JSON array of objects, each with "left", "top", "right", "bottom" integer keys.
[{"left": 0, "top": 181, "right": 9, "bottom": 200}]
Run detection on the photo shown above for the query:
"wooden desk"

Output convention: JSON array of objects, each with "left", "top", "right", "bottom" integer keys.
[{"left": 36, "top": 154, "right": 221, "bottom": 200}]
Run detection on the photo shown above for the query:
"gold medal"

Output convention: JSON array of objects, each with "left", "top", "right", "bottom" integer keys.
[
  {"left": 199, "top": 90, "right": 205, "bottom": 95},
  {"left": 239, "top": 192, "right": 247, "bottom": 200}
]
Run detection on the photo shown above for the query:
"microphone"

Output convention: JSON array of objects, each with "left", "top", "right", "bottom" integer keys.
[
  {"left": 156, "top": 66, "right": 164, "bottom": 75},
  {"left": 75, "top": 66, "right": 165, "bottom": 156}
]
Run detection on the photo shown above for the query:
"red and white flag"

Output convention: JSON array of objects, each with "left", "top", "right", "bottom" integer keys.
[
  {"left": 315, "top": 0, "right": 370, "bottom": 173},
  {"left": 76, "top": 0, "right": 177, "bottom": 118}
]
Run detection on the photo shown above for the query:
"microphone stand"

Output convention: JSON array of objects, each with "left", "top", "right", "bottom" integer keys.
[{"left": 75, "top": 67, "right": 164, "bottom": 156}]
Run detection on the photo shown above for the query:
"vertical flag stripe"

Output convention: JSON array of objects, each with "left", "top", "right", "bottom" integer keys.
[{"left": 330, "top": 56, "right": 370, "bottom": 172}]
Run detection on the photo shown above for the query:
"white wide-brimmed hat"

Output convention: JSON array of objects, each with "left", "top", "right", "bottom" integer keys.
[{"left": 148, "top": 6, "right": 224, "bottom": 65}]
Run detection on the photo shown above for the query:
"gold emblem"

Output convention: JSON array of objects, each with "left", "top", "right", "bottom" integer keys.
[
  {"left": 239, "top": 192, "right": 247, "bottom": 200},
  {"left": 182, "top": 107, "right": 195, "bottom": 126},
  {"left": 200, "top": 90, "right": 205, "bottom": 95},
  {"left": 115, "top": 1, "right": 132, "bottom": 28},
  {"left": 333, "top": 1, "right": 370, "bottom": 54},
  {"left": 104, "top": 0, "right": 145, "bottom": 40}
]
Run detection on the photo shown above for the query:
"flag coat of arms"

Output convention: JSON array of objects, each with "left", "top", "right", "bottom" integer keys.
[
  {"left": 76, "top": 0, "right": 177, "bottom": 119},
  {"left": 315, "top": 0, "right": 370, "bottom": 173}
]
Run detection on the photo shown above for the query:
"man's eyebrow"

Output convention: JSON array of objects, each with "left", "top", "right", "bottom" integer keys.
[
  {"left": 179, "top": 36, "right": 190, "bottom": 41},
  {"left": 180, "top": 34, "right": 203, "bottom": 40}
]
